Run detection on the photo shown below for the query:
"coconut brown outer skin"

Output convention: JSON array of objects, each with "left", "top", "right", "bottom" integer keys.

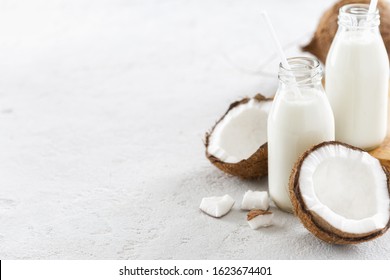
[
  {"left": 303, "top": 0, "right": 390, "bottom": 64},
  {"left": 247, "top": 209, "right": 272, "bottom": 221},
  {"left": 289, "top": 141, "right": 390, "bottom": 245},
  {"left": 205, "top": 94, "right": 272, "bottom": 179}
]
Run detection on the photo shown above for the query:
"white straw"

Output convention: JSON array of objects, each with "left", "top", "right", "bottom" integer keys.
[
  {"left": 260, "top": 11, "right": 291, "bottom": 70},
  {"left": 368, "top": 0, "right": 378, "bottom": 15},
  {"left": 261, "top": 11, "right": 301, "bottom": 97},
  {"left": 366, "top": 0, "right": 378, "bottom": 25}
]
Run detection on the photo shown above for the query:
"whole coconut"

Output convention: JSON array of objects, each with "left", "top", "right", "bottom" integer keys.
[{"left": 302, "top": 0, "right": 390, "bottom": 64}]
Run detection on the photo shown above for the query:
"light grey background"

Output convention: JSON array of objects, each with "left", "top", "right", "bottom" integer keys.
[{"left": 0, "top": 0, "right": 389, "bottom": 259}]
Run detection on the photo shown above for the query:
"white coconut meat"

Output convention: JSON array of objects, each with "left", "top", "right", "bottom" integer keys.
[
  {"left": 247, "top": 209, "right": 274, "bottom": 229},
  {"left": 298, "top": 143, "right": 390, "bottom": 235},
  {"left": 199, "top": 194, "right": 235, "bottom": 218},
  {"left": 241, "top": 190, "right": 269, "bottom": 210},
  {"left": 207, "top": 98, "right": 272, "bottom": 163}
]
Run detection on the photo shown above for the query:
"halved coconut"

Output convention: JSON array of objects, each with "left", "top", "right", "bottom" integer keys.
[
  {"left": 289, "top": 141, "right": 390, "bottom": 244},
  {"left": 205, "top": 94, "right": 273, "bottom": 179}
]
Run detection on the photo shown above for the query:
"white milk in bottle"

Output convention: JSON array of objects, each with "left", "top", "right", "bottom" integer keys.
[
  {"left": 326, "top": 4, "right": 389, "bottom": 150},
  {"left": 268, "top": 57, "right": 335, "bottom": 213}
]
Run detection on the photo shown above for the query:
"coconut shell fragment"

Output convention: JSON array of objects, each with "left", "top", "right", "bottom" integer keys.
[
  {"left": 205, "top": 94, "right": 272, "bottom": 179},
  {"left": 302, "top": 0, "right": 390, "bottom": 64},
  {"left": 289, "top": 141, "right": 390, "bottom": 244}
]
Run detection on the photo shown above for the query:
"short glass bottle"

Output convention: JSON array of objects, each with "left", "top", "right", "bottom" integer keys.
[{"left": 268, "top": 57, "right": 335, "bottom": 213}]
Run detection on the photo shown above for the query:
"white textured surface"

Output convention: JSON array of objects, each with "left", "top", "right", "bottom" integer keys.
[{"left": 0, "top": 0, "right": 390, "bottom": 259}]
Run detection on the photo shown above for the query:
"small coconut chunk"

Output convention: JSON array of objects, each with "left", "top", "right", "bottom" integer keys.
[
  {"left": 241, "top": 190, "right": 269, "bottom": 210},
  {"left": 199, "top": 194, "right": 235, "bottom": 218},
  {"left": 247, "top": 209, "right": 273, "bottom": 229}
]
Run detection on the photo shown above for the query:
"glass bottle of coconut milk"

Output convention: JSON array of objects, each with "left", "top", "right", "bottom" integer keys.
[
  {"left": 268, "top": 57, "right": 335, "bottom": 213},
  {"left": 326, "top": 4, "right": 389, "bottom": 150}
]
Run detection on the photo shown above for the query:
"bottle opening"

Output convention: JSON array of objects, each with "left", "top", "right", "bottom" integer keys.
[
  {"left": 278, "top": 57, "right": 322, "bottom": 86},
  {"left": 339, "top": 4, "right": 380, "bottom": 28}
]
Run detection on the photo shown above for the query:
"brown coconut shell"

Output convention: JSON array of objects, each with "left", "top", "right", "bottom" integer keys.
[
  {"left": 303, "top": 0, "right": 390, "bottom": 64},
  {"left": 205, "top": 94, "right": 272, "bottom": 179},
  {"left": 247, "top": 209, "right": 273, "bottom": 221},
  {"left": 289, "top": 141, "right": 390, "bottom": 244}
]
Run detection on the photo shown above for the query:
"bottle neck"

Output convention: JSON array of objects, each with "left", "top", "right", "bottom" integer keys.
[
  {"left": 338, "top": 4, "right": 380, "bottom": 30},
  {"left": 278, "top": 57, "right": 323, "bottom": 88}
]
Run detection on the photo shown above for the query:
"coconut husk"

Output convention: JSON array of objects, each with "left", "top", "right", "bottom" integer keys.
[
  {"left": 302, "top": 0, "right": 390, "bottom": 64},
  {"left": 289, "top": 141, "right": 390, "bottom": 244},
  {"left": 205, "top": 94, "right": 272, "bottom": 179}
]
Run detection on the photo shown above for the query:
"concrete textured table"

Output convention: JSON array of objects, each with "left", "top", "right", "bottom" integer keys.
[{"left": 0, "top": 0, "right": 389, "bottom": 259}]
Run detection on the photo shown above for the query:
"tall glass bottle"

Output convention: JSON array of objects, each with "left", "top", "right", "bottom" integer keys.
[
  {"left": 326, "top": 4, "right": 389, "bottom": 150},
  {"left": 268, "top": 57, "right": 335, "bottom": 213}
]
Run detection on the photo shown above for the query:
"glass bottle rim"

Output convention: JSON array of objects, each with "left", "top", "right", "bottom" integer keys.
[
  {"left": 338, "top": 4, "right": 380, "bottom": 28},
  {"left": 278, "top": 57, "right": 322, "bottom": 85}
]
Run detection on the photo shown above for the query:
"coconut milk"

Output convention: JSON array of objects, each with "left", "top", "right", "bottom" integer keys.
[
  {"left": 326, "top": 4, "right": 389, "bottom": 150},
  {"left": 268, "top": 58, "right": 335, "bottom": 213}
]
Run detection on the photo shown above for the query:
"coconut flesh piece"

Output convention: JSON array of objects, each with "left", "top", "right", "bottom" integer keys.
[
  {"left": 247, "top": 209, "right": 274, "bottom": 229},
  {"left": 199, "top": 194, "right": 235, "bottom": 218},
  {"left": 290, "top": 141, "right": 390, "bottom": 244},
  {"left": 205, "top": 94, "right": 273, "bottom": 179},
  {"left": 241, "top": 190, "right": 269, "bottom": 210}
]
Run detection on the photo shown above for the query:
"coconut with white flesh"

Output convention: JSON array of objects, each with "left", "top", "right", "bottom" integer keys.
[
  {"left": 199, "top": 194, "right": 235, "bottom": 218},
  {"left": 205, "top": 94, "right": 273, "bottom": 179},
  {"left": 290, "top": 141, "right": 390, "bottom": 244}
]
